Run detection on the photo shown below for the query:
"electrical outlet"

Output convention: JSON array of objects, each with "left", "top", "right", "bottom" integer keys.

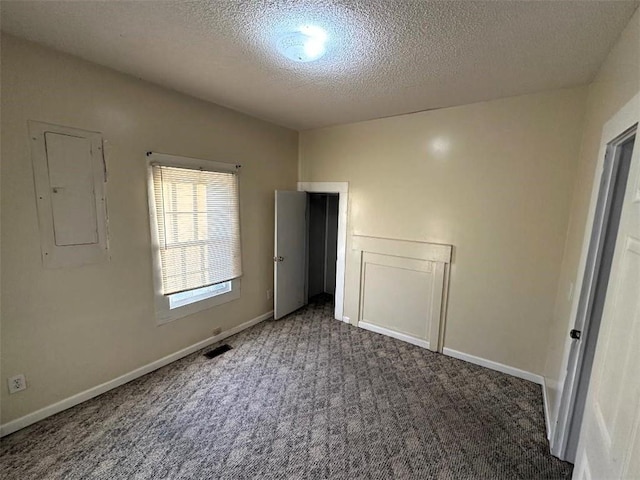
[
  {"left": 267, "top": 289, "right": 273, "bottom": 300},
  {"left": 8, "top": 374, "right": 27, "bottom": 394},
  {"left": 212, "top": 327, "right": 222, "bottom": 336}
]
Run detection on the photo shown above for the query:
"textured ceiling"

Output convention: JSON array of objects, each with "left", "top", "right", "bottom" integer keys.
[{"left": 1, "top": 1, "right": 638, "bottom": 130}]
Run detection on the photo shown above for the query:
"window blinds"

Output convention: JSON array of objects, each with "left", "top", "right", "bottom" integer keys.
[{"left": 151, "top": 164, "right": 242, "bottom": 295}]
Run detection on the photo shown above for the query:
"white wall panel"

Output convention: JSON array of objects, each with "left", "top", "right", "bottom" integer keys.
[{"left": 354, "top": 236, "right": 452, "bottom": 352}]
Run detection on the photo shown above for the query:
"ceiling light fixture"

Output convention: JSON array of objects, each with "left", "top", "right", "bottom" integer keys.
[{"left": 277, "top": 25, "right": 328, "bottom": 63}]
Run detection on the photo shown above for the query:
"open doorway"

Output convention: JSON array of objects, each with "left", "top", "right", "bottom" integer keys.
[
  {"left": 273, "top": 182, "right": 348, "bottom": 321},
  {"left": 307, "top": 193, "right": 339, "bottom": 306}
]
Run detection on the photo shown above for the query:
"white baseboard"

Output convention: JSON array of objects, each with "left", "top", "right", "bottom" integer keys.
[
  {"left": 0, "top": 310, "right": 273, "bottom": 438},
  {"left": 443, "top": 348, "right": 550, "bottom": 437},
  {"left": 542, "top": 377, "right": 551, "bottom": 440},
  {"left": 442, "top": 347, "right": 544, "bottom": 385},
  {"left": 358, "top": 321, "right": 430, "bottom": 349}
]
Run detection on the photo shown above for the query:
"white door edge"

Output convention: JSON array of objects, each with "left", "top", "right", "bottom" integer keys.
[{"left": 551, "top": 92, "right": 640, "bottom": 459}]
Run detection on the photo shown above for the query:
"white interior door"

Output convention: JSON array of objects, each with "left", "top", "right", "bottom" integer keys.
[
  {"left": 274, "top": 190, "right": 307, "bottom": 319},
  {"left": 574, "top": 113, "right": 639, "bottom": 478}
]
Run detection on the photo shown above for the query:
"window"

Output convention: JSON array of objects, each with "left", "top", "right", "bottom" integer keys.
[
  {"left": 168, "top": 281, "right": 232, "bottom": 309},
  {"left": 147, "top": 152, "right": 242, "bottom": 324}
]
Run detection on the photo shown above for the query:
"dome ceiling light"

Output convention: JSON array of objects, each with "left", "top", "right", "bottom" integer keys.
[{"left": 277, "top": 25, "right": 328, "bottom": 63}]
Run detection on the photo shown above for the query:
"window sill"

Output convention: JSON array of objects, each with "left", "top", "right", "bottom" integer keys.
[{"left": 155, "top": 278, "right": 241, "bottom": 325}]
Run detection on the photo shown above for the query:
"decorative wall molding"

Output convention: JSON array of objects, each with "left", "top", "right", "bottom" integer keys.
[
  {"left": 353, "top": 235, "right": 452, "bottom": 353},
  {"left": 352, "top": 235, "right": 452, "bottom": 263},
  {"left": 359, "top": 321, "right": 431, "bottom": 349}
]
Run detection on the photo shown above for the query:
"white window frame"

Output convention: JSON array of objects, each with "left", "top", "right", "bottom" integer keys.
[{"left": 146, "top": 152, "right": 242, "bottom": 325}]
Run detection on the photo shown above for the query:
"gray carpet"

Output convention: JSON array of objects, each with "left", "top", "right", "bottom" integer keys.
[{"left": 0, "top": 296, "right": 572, "bottom": 479}]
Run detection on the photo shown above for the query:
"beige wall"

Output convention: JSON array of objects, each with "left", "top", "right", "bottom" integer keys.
[
  {"left": 543, "top": 9, "right": 640, "bottom": 423},
  {"left": 3, "top": 8, "right": 637, "bottom": 432},
  {"left": 300, "top": 87, "right": 588, "bottom": 375},
  {"left": 0, "top": 35, "right": 298, "bottom": 424}
]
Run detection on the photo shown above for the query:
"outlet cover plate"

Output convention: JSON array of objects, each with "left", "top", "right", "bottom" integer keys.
[{"left": 8, "top": 374, "right": 26, "bottom": 394}]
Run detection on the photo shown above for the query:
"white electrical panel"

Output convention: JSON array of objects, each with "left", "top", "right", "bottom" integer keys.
[{"left": 29, "top": 121, "right": 109, "bottom": 268}]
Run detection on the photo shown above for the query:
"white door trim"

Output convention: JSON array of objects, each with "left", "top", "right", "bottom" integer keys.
[
  {"left": 573, "top": 93, "right": 640, "bottom": 479},
  {"left": 551, "top": 93, "right": 640, "bottom": 459},
  {"left": 297, "top": 182, "right": 348, "bottom": 322}
]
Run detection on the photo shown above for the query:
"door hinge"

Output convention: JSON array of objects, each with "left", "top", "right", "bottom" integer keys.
[{"left": 569, "top": 329, "right": 581, "bottom": 340}]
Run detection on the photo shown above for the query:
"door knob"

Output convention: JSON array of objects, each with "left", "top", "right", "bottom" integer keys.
[
  {"left": 274, "top": 256, "right": 284, "bottom": 262},
  {"left": 569, "top": 329, "right": 581, "bottom": 340}
]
